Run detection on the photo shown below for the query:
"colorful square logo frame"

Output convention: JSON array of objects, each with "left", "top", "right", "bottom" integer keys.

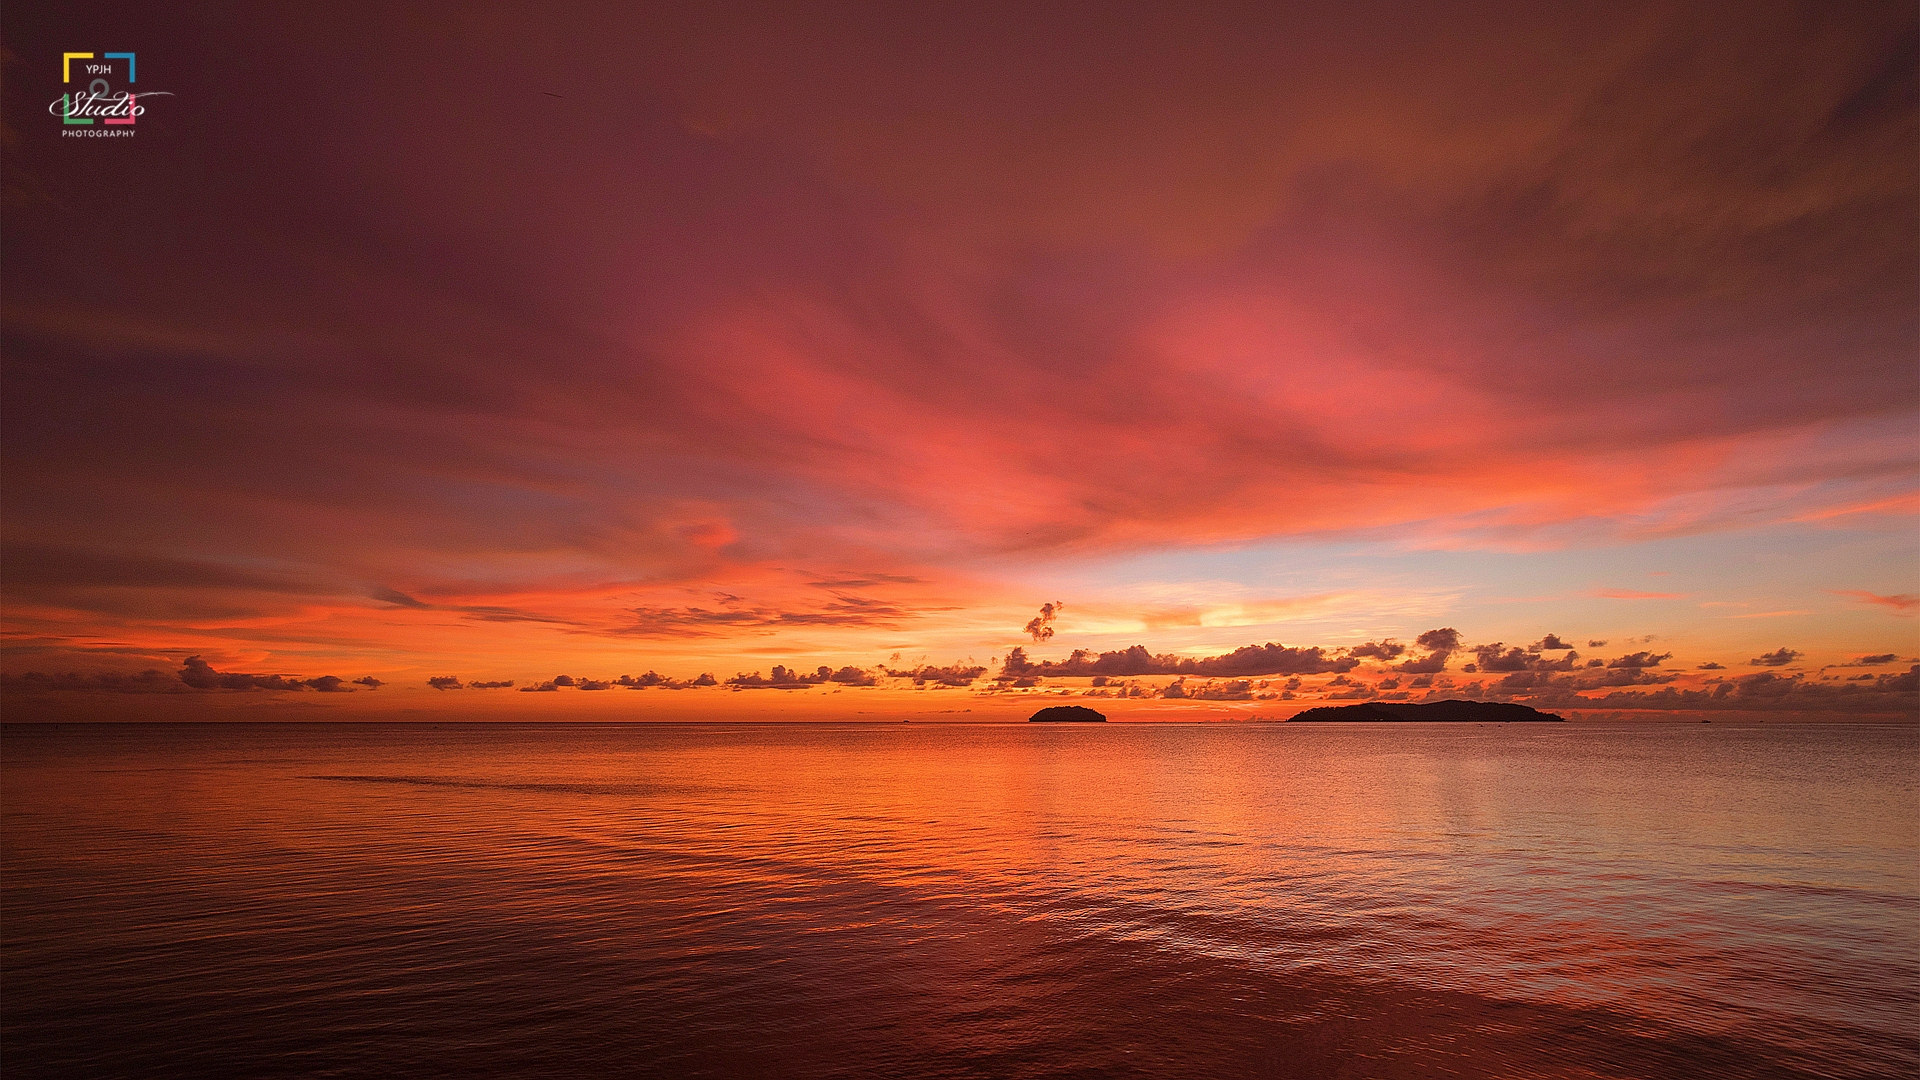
[{"left": 62, "top": 52, "right": 136, "bottom": 125}]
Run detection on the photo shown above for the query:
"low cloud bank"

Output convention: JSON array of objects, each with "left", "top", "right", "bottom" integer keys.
[
  {"left": 1002, "top": 642, "right": 1358, "bottom": 679},
  {"left": 3, "top": 669, "right": 180, "bottom": 693},
  {"left": 1488, "top": 666, "right": 1918, "bottom": 714},
  {"left": 7, "top": 623, "right": 1910, "bottom": 718},
  {"left": 176, "top": 656, "right": 371, "bottom": 692},
  {"left": 728, "top": 665, "right": 877, "bottom": 689},
  {"left": 886, "top": 662, "right": 989, "bottom": 686}
]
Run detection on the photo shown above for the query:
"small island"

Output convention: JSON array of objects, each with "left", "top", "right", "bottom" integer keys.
[
  {"left": 1029, "top": 705, "right": 1108, "bottom": 723},
  {"left": 1288, "top": 700, "right": 1564, "bottom": 722}
]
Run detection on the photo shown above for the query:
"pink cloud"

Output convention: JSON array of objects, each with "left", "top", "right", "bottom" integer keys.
[
  {"left": 1831, "top": 591, "right": 1920, "bottom": 615},
  {"left": 2, "top": 4, "right": 1911, "bottom": 693}
]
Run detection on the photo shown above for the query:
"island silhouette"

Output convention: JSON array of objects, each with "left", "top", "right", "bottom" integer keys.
[
  {"left": 1289, "top": 700, "right": 1563, "bottom": 722},
  {"left": 1029, "top": 705, "right": 1108, "bottom": 722}
]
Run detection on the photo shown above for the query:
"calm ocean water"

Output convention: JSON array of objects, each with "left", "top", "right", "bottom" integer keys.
[{"left": 3, "top": 721, "right": 1915, "bottom": 1078}]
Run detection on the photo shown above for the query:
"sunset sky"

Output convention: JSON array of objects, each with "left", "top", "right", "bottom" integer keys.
[{"left": 3, "top": 1, "right": 1915, "bottom": 719}]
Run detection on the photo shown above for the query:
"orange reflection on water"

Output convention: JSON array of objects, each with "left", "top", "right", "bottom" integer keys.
[{"left": 5, "top": 722, "right": 1916, "bottom": 1078}]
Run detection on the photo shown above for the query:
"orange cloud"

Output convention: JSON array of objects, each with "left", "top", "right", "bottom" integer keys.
[{"left": 2, "top": 3, "right": 1912, "bottom": 709}]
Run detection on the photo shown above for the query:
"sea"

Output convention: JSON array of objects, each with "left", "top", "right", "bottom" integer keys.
[{"left": 3, "top": 721, "right": 1915, "bottom": 1078}]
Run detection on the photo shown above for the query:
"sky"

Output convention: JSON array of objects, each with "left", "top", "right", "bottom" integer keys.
[{"left": 2, "top": 1, "right": 1915, "bottom": 720}]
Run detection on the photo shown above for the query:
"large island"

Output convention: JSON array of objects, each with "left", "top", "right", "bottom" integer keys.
[
  {"left": 1289, "top": 700, "right": 1564, "bottom": 722},
  {"left": 1029, "top": 705, "right": 1108, "bottom": 722}
]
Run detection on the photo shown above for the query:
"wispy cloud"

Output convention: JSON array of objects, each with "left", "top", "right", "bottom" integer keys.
[
  {"left": 618, "top": 597, "right": 920, "bottom": 638},
  {"left": 1830, "top": 591, "right": 1919, "bottom": 615}
]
